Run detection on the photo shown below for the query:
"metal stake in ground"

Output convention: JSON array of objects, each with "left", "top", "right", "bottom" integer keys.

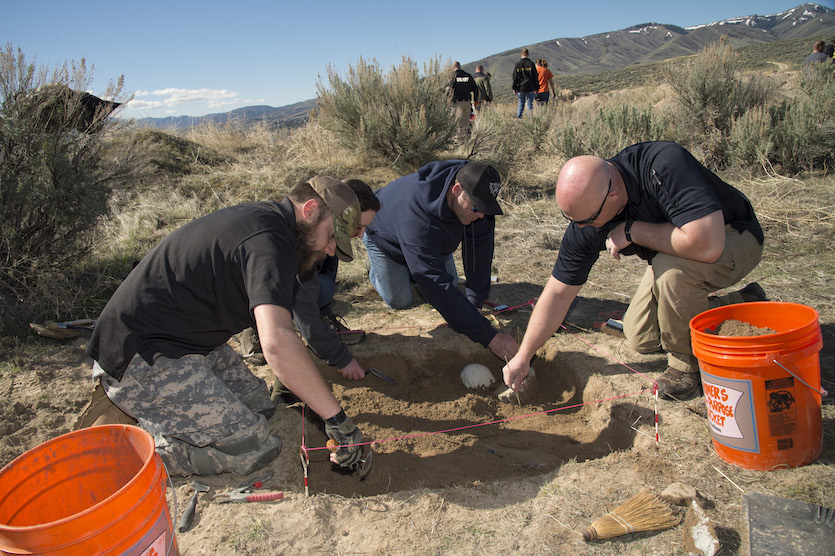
[{"left": 178, "top": 481, "right": 211, "bottom": 533}]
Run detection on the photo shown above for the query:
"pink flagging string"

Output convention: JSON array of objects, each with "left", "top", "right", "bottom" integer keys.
[
  {"left": 558, "top": 322, "right": 658, "bottom": 387},
  {"left": 309, "top": 298, "right": 663, "bottom": 455},
  {"left": 306, "top": 389, "right": 646, "bottom": 452}
]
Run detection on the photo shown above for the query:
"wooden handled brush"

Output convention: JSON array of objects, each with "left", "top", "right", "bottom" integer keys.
[{"left": 579, "top": 489, "right": 680, "bottom": 541}]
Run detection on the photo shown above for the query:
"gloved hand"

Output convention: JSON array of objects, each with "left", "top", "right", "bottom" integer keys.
[{"left": 325, "top": 410, "right": 364, "bottom": 469}]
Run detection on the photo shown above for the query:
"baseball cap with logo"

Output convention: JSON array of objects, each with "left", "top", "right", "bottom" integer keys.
[
  {"left": 455, "top": 162, "right": 503, "bottom": 216},
  {"left": 307, "top": 176, "right": 361, "bottom": 262}
]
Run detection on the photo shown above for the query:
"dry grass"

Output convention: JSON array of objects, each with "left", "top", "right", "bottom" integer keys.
[{"left": 4, "top": 72, "right": 833, "bottom": 555}]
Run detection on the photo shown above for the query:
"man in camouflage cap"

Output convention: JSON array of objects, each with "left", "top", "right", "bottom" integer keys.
[{"left": 85, "top": 177, "right": 366, "bottom": 476}]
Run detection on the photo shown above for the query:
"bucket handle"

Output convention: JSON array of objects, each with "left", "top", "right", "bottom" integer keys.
[
  {"left": 162, "top": 460, "right": 178, "bottom": 556},
  {"left": 772, "top": 359, "right": 828, "bottom": 397}
]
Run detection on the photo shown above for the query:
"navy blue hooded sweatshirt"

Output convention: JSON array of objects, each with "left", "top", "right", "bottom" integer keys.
[{"left": 365, "top": 160, "right": 498, "bottom": 347}]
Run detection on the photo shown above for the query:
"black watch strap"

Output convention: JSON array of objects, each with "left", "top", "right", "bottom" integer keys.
[{"left": 624, "top": 220, "right": 634, "bottom": 243}]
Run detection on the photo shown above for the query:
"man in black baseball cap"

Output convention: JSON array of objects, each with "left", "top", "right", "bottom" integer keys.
[
  {"left": 455, "top": 161, "right": 504, "bottom": 216},
  {"left": 363, "top": 160, "right": 518, "bottom": 362}
]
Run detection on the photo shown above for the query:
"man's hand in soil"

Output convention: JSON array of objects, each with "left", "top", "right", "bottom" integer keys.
[
  {"left": 338, "top": 358, "right": 366, "bottom": 380},
  {"left": 325, "top": 410, "right": 364, "bottom": 469}
]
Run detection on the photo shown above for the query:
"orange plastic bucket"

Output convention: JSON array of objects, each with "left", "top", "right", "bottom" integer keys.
[
  {"left": 0, "top": 425, "right": 179, "bottom": 555},
  {"left": 690, "top": 302, "right": 823, "bottom": 470}
]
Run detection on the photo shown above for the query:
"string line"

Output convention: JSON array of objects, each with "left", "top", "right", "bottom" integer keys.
[
  {"left": 311, "top": 299, "right": 662, "bottom": 453},
  {"left": 307, "top": 389, "right": 647, "bottom": 452}
]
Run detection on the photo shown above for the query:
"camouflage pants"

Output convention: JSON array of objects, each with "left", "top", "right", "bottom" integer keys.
[{"left": 93, "top": 344, "right": 279, "bottom": 476}]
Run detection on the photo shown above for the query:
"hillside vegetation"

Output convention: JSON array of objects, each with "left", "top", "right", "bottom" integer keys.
[
  {"left": 2, "top": 34, "right": 835, "bottom": 555},
  {"left": 1, "top": 38, "right": 834, "bottom": 336}
]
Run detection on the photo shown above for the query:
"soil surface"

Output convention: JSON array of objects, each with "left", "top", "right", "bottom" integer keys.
[{"left": 2, "top": 276, "right": 833, "bottom": 555}]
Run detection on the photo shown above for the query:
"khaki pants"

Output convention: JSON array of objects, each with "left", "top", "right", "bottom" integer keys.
[
  {"left": 623, "top": 226, "right": 763, "bottom": 373},
  {"left": 451, "top": 100, "right": 471, "bottom": 142}
]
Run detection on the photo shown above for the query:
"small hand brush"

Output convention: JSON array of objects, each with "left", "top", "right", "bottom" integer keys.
[{"left": 579, "top": 489, "right": 681, "bottom": 541}]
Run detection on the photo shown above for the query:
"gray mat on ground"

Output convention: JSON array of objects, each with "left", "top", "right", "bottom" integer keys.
[{"left": 742, "top": 491, "right": 835, "bottom": 555}]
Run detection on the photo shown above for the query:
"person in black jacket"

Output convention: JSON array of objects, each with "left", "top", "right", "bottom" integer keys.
[
  {"left": 501, "top": 142, "right": 766, "bottom": 402},
  {"left": 363, "top": 160, "right": 519, "bottom": 362},
  {"left": 512, "top": 48, "right": 538, "bottom": 118},
  {"left": 446, "top": 62, "right": 479, "bottom": 142},
  {"left": 822, "top": 36, "right": 835, "bottom": 63}
]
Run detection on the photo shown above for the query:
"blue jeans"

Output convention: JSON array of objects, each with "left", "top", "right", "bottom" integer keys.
[
  {"left": 364, "top": 235, "right": 458, "bottom": 309},
  {"left": 516, "top": 91, "right": 535, "bottom": 118}
]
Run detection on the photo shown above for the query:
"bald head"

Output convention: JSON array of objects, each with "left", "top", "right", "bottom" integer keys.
[{"left": 556, "top": 156, "right": 613, "bottom": 224}]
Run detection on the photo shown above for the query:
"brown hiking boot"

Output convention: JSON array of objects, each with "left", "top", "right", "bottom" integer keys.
[
  {"left": 656, "top": 368, "right": 702, "bottom": 401},
  {"left": 73, "top": 382, "right": 138, "bottom": 430},
  {"left": 738, "top": 282, "right": 768, "bottom": 302},
  {"left": 322, "top": 312, "right": 365, "bottom": 345}
]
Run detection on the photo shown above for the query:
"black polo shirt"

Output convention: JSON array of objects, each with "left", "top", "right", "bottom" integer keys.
[
  {"left": 553, "top": 141, "right": 763, "bottom": 286},
  {"left": 87, "top": 199, "right": 299, "bottom": 380}
]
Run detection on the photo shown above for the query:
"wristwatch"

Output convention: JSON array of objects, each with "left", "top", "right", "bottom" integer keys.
[{"left": 624, "top": 220, "right": 634, "bottom": 243}]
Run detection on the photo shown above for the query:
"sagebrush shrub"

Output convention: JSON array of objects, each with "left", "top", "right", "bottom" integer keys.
[
  {"left": 552, "top": 102, "right": 666, "bottom": 159},
  {"left": 0, "top": 44, "right": 128, "bottom": 331},
  {"left": 664, "top": 37, "right": 777, "bottom": 168},
  {"left": 316, "top": 56, "right": 456, "bottom": 168}
]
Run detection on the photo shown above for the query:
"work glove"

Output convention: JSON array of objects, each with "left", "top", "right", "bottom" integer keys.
[{"left": 325, "top": 410, "right": 364, "bottom": 470}]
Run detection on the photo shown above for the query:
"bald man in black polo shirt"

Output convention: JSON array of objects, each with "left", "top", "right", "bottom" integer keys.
[{"left": 502, "top": 141, "right": 765, "bottom": 401}]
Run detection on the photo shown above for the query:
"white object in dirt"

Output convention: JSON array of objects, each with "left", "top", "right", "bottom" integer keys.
[
  {"left": 496, "top": 367, "right": 537, "bottom": 404},
  {"left": 460, "top": 364, "right": 496, "bottom": 388}
]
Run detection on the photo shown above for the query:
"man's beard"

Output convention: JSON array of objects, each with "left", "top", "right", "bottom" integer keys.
[{"left": 295, "top": 216, "right": 327, "bottom": 274}]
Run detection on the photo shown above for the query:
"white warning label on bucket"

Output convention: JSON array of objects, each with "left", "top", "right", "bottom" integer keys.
[
  {"left": 703, "top": 379, "right": 745, "bottom": 438},
  {"left": 140, "top": 532, "right": 166, "bottom": 556}
]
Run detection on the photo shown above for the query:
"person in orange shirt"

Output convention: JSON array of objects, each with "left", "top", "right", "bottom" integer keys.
[{"left": 535, "top": 59, "right": 556, "bottom": 105}]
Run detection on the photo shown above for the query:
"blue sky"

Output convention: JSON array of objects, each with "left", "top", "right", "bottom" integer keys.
[{"left": 3, "top": 1, "right": 829, "bottom": 119}]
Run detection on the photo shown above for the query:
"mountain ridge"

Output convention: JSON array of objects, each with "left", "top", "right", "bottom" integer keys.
[{"left": 136, "top": 3, "right": 834, "bottom": 129}]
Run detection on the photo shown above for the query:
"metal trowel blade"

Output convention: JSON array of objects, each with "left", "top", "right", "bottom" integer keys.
[
  {"left": 358, "top": 450, "right": 373, "bottom": 480},
  {"left": 368, "top": 367, "right": 398, "bottom": 385}
]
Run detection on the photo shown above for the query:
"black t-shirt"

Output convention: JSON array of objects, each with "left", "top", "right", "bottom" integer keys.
[
  {"left": 87, "top": 199, "right": 299, "bottom": 379},
  {"left": 553, "top": 141, "right": 764, "bottom": 286},
  {"left": 449, "top": 69, "right": 478, "bottom": 102}
]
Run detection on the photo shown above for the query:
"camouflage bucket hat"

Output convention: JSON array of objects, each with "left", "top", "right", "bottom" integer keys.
[{"left": 307, "top": 176, "right": 361, "bottom": 261}]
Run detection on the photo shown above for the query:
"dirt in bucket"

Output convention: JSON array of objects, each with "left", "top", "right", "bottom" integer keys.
[{"left": 707, "top": 319, "right": 776, "bottom": 337}]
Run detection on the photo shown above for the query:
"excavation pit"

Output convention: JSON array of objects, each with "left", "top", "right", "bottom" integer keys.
[{"left": 285, "top": 326, "right": 656, "bottom": 498}]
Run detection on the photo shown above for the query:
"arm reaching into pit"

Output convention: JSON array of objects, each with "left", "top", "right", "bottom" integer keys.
[{"left": 502, "top": 276, "right": 582, "bottom": 391}]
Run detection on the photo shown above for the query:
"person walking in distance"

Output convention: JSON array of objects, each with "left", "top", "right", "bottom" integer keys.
[
  {"left": 446, "top": 61, "right": 478, "bottom": 142},
  {"left": 512, "top": 48, "right": 538, "bottom": 118},
  {"left": 535, "top": 59, "right": 556, "bottom": 105},
  {"left": 473, "top": 65, "right": 492, "bottom": 115}
]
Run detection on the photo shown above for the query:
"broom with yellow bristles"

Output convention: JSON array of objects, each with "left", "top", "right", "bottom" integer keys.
[{"left": 579, "top": 489, "right": 681, "bottom": 541}]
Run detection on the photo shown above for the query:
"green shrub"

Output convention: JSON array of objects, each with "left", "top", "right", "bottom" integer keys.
[
  {"left": 767, "top": 99, "right": 834, "bottom": 175},
  {"left": 663, "top": 37, "right": 777, "bottom": 168},
  {"left": 727, "top": 64, "right": 835, "bottom": 175},
  {"left": 464, "top": 108, "right": 522, "bottom": 169},
  {"left": 552, "top": 103, "right": 666, "bottom": 159},
  {"left": 315, "top": 56, "right": 456, "bottom": 168},
  {"left": 728, "top": 106, "right": 774, "bottom": 171},
  {"left": 0, "top": 44, "right": 128, "bottom": 332}
]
